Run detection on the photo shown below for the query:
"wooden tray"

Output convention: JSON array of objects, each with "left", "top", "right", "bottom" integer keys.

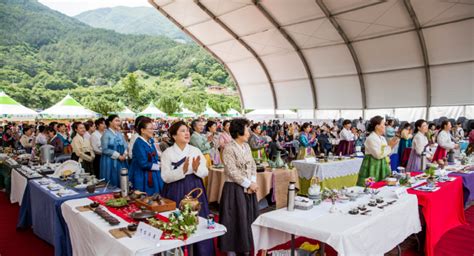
[
  {"left": 109, "top": 227, "right": 136, "bottom": 239},
  {"left": 134, "top": 197, "right": 176, "bottom": 213}
]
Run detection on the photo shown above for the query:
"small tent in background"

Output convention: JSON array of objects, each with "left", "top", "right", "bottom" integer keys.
[
  {"left": 0, "top": 91, "right": 38, "bottom": 120},
  {"left": 137, "top": 102, "right": 167, "bottom": 119},
  {"left": 224, "top": 108, "right": 242, "bottom": 117},
  {"left": 176, "top": 104, "right": 196, "bottom": 118},
  {"left": 245, "top": 109, "right": 297, "bottom": 120},
  {"left": 112, "top": 106, "right": 136, "bottom": 119},
  {"left": 201, "top": 105, "right": 220, "bottom": 118},
  {"left": 40, "top": 94, "right": 97, "bottom": 119}
]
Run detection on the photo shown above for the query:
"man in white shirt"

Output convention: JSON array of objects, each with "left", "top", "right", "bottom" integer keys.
[
  {"left": 90, "top": 118, "right": 106, "bottom": 177},
  {"left": 356, "top": 117, "right": 366, "bottom": 132}
]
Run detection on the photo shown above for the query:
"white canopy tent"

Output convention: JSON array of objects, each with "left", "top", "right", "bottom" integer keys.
[
  {"left": 149, "top": 0, "right": 473, "bottom": 120},
  {"left": 40, "top": 94, "right": 98, "bottom": 119},
  {"left": 225, "top": 108, "right": 242, "bottom": 117},
  {"left": 0, "top": 91, "right": 38, "bottom": 120},
  {"left": 176, "top": 107, "right": 197, "bottom": 118},
  {"left": 137, "top": 102, "right": 167, "bottom": 119},
  {"left": 246, "top": 109, "right": 297, "bottom": 120},
  {"left": 112, "top": 106, "right": 136, "bottom": 119},
  {"left": 201, "top": 105, "right": 221, "bottom": 118}
]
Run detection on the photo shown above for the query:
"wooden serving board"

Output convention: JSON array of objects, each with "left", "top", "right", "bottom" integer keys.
[
  {"left": 134, "top": 197, "right": 176, "bottom": 213},
  {"left": 75, "top": 205, "right": 92, "bottom": 212},
  {"left": 109, "top": 227, "right": 136, "bottom": 239}
]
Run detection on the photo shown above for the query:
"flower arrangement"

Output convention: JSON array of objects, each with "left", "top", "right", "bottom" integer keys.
[
  {"left": 424, "top": 166, "right": 436, "bottom": 178},
  {"left": 363, "top": 177, "right": 375, "bottom": 192},
  {"left": 321, "top": 188, "right": 339, "bottom": 204},
  {"left": 321, "top": 188, "right": 339, "bottom": 213},
  {"left": 147, "top": 204, "right": 198, "bottom": 240},
  {"left": 365, "top": 177, "right": 375, "bottom": 187}
]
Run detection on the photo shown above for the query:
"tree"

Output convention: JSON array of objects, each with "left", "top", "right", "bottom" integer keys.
[
  {"left": 158, "top": 95, "right": 180, "bottom": 115},
  {"left": 122, "top": 73, "right": 142, "bottom": 110}
]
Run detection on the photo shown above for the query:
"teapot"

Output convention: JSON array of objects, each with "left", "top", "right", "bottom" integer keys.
[{"left": 179, "top": 188, "right": 203, "bottom": 212}]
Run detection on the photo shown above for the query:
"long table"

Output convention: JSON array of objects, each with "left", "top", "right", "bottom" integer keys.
[
  {"left": 293, "top": 158, "right": 363, "bottom": 195},
  {"left": 371, "top": 172, "right": 467, "bottom": 256},
  {"left": 252, "top": 186, "right": 421, "bottom": 256},
  {"left": 61, "top": 197, "right": 227, "bottom": 256},
  {"left": 17, "top": 178, "right": 116, "bottom": 256},
  {"left": 407, "top": 177, "right": 466, "bottom": 256},
  {"left": 10, "top": 167, "right": 29, "bottom": 205}
]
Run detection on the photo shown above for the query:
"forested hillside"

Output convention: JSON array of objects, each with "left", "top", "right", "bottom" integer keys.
[{"left": 0, "top": 0, "right": 240, "bottom": 115}]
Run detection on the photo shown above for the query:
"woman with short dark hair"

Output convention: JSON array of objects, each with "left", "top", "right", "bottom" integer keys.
[
  {"left": 297, "top": 122, "right": 317, "bottom": 159},
  {"left": 219, "top": 118, "right": 258, "bottom": 255},
  {"left": 71, "top": 122, "right": 95, "bottom": 173},
  {"left": 205, "top": 120, "right": 221, "bottom": 165},
  {"left": 19, "top": 126, "right": 34, "bottom": 153},
  {"left": 406, "top": 119, "right": 431, "bottom": 172},
  {"left": 129, "top": 117, "right": 163, "bottom": 194},
  {"left": 431, "top": 120, "right": 459, "bottom": 163},
  {"left": 249, "top": 123, "right": 269, "bottom": 162},
  {"left": 357, "top": 116, "right": 399, "bottom": 185},
  {"left": 336, "top": 119, "right": 356, "bottom": 156},
  {"left": 189, "top": 119, "right": 213, "bottom": 168},
  {"left": 398, "top": 123, "right": 414, "bottom": 167}
]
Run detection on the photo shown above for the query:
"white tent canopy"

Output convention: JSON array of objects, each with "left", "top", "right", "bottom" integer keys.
[
  {"left": 176, "top": 107, "right": 197, "bottom": 118},
  {"left": 225, "top": 108, "right": 242, "bottom": 117},
  {"left": 149, "top": 0, "right": 473, "bottom": 117},
  {"left": 137, "top": 102, "right": 167, "bottom": 118},
  {"left": 40, "top": 94, "right": 98, "bottom": 119},
  {"left": 246, "top": 109, "right": 297, "bottom": 120},
  {"left": 0, "top": 91, "right": 38, "bottom": 120},
  {"left": 201, "top": 105, "right": 220, "bottom": 118},
  {"left": 112, "top": 106, "right": 136, "bottom": 119}
]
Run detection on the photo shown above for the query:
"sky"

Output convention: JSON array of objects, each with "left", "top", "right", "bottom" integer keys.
[{"left": 38, "top": 0, "right": 150, "bottom": 16}]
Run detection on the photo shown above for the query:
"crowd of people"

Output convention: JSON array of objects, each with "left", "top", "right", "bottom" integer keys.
[{"left": 1, "top": 115, "right": 473, "bottom": 255}]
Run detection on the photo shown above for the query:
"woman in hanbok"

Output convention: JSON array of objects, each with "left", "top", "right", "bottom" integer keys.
[
  {"left": 432, "top": 120, "right": 459, "bottom": 163},
  {"left": 161, "top": 121, "right": 213, "bottom": 256},
  {"left": 129, "top": 117, "right": 163, "bottom": 195},
  {"left": 249, "top": 124, "right": 269, "bottom": 162},
  {"left": 427, "top": 123, "right": 436, "bottom": 144},
  {"left": 100, "top": 115, "right": 128, "bottom": 187},
  {"left": 71, "top": 122, "right": 95, "bottom": 173},
  {"left": 336, "top": 120, "right": 356, "bottom": 156},
  {"left": 190, "top": 119, "right": 213, "bottom": 168},
  {"left": 205, "top": 120, "right": 221, "bottom": 165},
  {"left": 19, "top": 126, "right": 34, "bottom": 153},
  {"left": 406, "top": 119, "right": 431, "bottom": 172},
  {"left": 57, "top": 123, "right": 72, "bottom": 154},
  {"left": 465, "top": 122, "right": 474, "bottom": 155},
  {"left": 219, "top": 118, "right": 258, "bottom": 255},
  {"left": 297, "top": 123, "right": 317, "bottom": 159},
  {"left": 397, "top": 123, "right": 413, "bottom": 167},
  {"left": 218, "top": 120, "right": 233, "bottom": 152},
  {"left": 357, "top": 116, "right": 399, "bottom": 186}
]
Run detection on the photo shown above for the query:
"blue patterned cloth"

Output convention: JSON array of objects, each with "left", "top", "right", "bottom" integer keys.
[{"left": 17, "top": 178, "right": 115, "bottom": 256}]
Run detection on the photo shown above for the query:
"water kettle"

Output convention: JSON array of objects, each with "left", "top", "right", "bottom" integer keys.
[{"left": 39, "top": 144, "right": 55, "bottom": 164}]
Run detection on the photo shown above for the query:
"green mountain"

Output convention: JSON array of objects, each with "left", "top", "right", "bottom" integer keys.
[
  {"left": 0, "top": 0, "right": 239, "bottom": 114},
  {"left": 75, "top": 6, "right": 190, "bottom": 43}
]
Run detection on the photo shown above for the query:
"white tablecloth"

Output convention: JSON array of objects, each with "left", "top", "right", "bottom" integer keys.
[
  {"left": 10, "top": 168, "right": 27, "bottom": 205},
  {"left": 61, "top": 198, "right": 226, "bottom": 256},
  {"left": 252, "top": 187, "right": 421, "bottom": 256},
  {"left": 293, "top": 158, "right": 363, "bottom": 180}
]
